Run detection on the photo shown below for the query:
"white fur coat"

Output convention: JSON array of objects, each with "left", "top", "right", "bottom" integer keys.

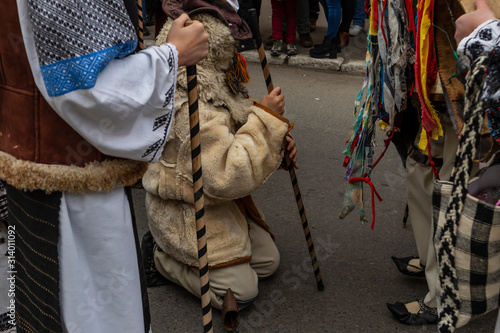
[{"left": 142, "top": 14, "right": 290, "bottom": 268}]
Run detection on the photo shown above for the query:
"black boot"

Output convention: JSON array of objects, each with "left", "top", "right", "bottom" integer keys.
[
  {"left": 309, "top": 36, "right": 338, "bottom": 59},
  {"left": 141, "top": 231, "right": 169, "bottom": 288}
]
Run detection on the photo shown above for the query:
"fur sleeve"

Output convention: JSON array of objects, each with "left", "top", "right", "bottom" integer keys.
[{"left": 187, "top": 103, "right": 289, "bottom": 202}]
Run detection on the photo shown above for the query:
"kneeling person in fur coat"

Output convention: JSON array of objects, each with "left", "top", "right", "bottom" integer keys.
[{"left": 141, "top": 0, "right": 298, "bottom": 327}]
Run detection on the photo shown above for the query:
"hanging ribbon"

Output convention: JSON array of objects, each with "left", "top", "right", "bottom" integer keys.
[{"left": 415, "top": 0, "right": 443, "bottom": 152}]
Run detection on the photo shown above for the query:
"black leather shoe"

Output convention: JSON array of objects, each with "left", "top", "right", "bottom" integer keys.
[
  {"left": 391, "top": 256, "right": 425, "bottom": 278},
  {"left": 141, "top": 231, "right": 169, "bottom": 288},
  {"left": 387, "top": 300, "right": 438, "bottom": 325}
]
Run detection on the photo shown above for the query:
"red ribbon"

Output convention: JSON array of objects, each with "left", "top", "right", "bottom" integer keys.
[
  {"left": 425, "top": 129, "right": 440, "bottom": 180},
  {"left": 349, "top": 175, "right": 383, "bottom": 230},
  {"left": 347, "top": 130, "right": 394, "bottom": 230}
]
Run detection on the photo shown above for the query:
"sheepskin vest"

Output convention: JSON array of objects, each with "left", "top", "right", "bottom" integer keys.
[
  {"left": 0, "top": 2, "right": 147, "bottom": 193},
  {"left": 143, "top": 14, "right": 290, "bottom": 268}
]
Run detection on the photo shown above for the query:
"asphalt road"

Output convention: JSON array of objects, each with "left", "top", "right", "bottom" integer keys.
[{"left": 132, "top": 63, "right": 498, "bottom": 333}]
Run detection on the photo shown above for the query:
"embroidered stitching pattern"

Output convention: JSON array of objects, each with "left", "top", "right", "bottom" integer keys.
[
  {"left": 142, "top": 111, "right": 173, "bottom": 162},
  {"left": 27, "top": 0, "right": 137, "bottom": 96}
]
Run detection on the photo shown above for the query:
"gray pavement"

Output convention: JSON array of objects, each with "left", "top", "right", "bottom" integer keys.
[
  {"left": 133, "top": 61, "right": 498, "bottom": 332},
  {"left": 137, "top": 4, "right": 498, "bottom": 333}
]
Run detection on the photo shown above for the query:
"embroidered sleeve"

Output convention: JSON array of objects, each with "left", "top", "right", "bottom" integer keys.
[
  {"left": 458, "top": 19, "right": 500, "bottom": 67},
  {"left": 458, "top": 19, "right": 500, "bottom": 145},
  {"left": 25, "top": 0, "right": 138, "bottom": 97},
  {"left": 17, "top": 0, "right": 178, "bottom": 163}
]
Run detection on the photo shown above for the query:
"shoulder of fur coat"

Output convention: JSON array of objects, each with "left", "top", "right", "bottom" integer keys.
[{"left": 156, "top": 13, "right": 253, "bottom": 125}]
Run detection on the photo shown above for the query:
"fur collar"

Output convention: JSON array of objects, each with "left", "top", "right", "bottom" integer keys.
[{"left": 156, "top": 13, "right": 253, "bottom": 125}]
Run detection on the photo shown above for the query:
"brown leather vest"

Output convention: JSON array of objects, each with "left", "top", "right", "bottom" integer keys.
[{"left": 0, "top": 2, "right": 115, "bottom": 167}]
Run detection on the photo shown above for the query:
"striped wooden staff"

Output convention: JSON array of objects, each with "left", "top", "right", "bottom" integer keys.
[
  {"left": 246, "top": 8, "right": 324, "bottom": 291},
  {"left": 186, "top": 24, "right": 214, "bottom": 331},
  {"left": 134, "top": 3, "right": 152, "bottom": 332},
  {"left": 137, "top": 0, "right": 145, "bottom": 50}
]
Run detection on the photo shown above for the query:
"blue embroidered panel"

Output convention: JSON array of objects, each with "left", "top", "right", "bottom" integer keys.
[{"left": 40, "top": 40, "right": 137, "bottom": 97}]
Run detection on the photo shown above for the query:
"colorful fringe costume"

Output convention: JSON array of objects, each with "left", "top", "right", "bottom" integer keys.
[{"left": 340, "top": 0, "right": 414, "bottom": 227}]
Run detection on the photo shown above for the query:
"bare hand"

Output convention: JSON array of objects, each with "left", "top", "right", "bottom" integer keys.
[
  {"left": 455, "top": 0, "right": 496, "bottom": 44},
  {"left": 285, "top": 135, "right": 298, "bottom": 169},
  {"left": 166, "top": 14, "right": 209, "bottom": 66},
  {"left": 260, "top": 87, "right": 285, "bottom": 115}
]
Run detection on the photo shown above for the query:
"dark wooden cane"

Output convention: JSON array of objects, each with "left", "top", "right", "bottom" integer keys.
[
  {"left": 133, "top": 2, "right": 152, "bottom": 331},
  {"left": 186, "top": 22, "right": 214, "bottom": 333},
  {"left": 246, "top": 8, "right": 324, "bottom": 291}
]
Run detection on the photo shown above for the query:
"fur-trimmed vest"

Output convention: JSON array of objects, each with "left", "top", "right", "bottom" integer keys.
[
  {"left": 0, "top": 2, "right": 147, "bottom": 193},
  {"left": 142, "top": 14, "right": 290, "bottom": 268}
]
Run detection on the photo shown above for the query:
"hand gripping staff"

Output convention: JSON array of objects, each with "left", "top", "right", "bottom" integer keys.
[
  {"left": 185, "top": 20, "right": 214, "bottom": 333},
  {"left": 245, "top": 8, "right": 324, "bottom": 291},
  {"left": 137, "top": 12, "right": 213, "bottom": 331}
]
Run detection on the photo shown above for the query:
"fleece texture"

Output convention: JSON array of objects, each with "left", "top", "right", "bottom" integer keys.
[
  {"left": 143, "top": 14, "right": 289, "bottom": 268},
  {"left": 0, "top": 151, "right": 147, "bottom": 193}
]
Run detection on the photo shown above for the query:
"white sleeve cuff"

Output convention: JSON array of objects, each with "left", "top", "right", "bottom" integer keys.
[{"left": 457, "top": 19, "right": 500, "bottom": 67}]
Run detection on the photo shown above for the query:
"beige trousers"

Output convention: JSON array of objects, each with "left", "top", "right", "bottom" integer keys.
[
  {"left": 154, "top": 218, "right": 280, "bottom": 310},
  {"left": 406, "top": 117, "right": 458, "bottom": 308}
]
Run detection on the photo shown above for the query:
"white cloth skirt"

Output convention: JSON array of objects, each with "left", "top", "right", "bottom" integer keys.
[{"left": 58, "top": 188, "right": 146, "bottom": 333}]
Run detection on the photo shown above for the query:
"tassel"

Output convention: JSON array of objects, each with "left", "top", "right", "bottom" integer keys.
[{"left": 225, "top": 51, "right": 250, "bottom": 95}]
